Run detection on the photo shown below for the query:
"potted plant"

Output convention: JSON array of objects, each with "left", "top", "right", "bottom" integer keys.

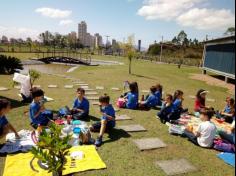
[{"left": 31, "top": 123, "right": 72, "bottom": 176}]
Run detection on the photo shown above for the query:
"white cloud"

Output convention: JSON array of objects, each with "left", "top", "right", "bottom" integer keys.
[
  {"left": 137, "top": 0, "right": 204, "bottom": 21},
  {"left": 35, "top": 7, "right": 72, "bottom": 19},
  {"left": 59, "top": 19, "right": 74, "bottom": 26},
  {"left": 137, "top": 0, "right": 235, "bottom": 30},
  {"left": 0, "top": 26, "right": 39, "bottom": 40},
  {"left": 177, "top": 8, "right": 235, "bottom": 30}
]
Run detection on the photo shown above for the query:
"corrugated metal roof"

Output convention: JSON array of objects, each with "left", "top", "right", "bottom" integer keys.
[{"left": 204, "top": 35, "right": 235, "bottom": 44}]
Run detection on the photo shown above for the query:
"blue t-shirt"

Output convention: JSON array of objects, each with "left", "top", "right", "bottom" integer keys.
[
  {"left": 73, "top": 98, "right": 90, "bottom": 115},
  {"left": 126, "top": 92, "right": 139, "bottom": 109},
  {"left": 0, "top": 115, "right": 8, "bottom": 129},
  {"left": 101, "top": 104, "right": 116, "bottom": 121},
  {"left": 145, "top": 94, "right": 158, "bottom": 108},
  {"left": 154, "top": 91, "right": 162, "bottom": 106},
  {"left": 29, "top": 102, "right": 48, "bottom": 125},
  {"left": 173, "top": 99, "right": 182, "bottom": 111},
  {"left": 224, "top": 105, "right": 232, "bottom": 113},
  {"left": 161, "top": 103, "right": 174, "bottom": 114}
]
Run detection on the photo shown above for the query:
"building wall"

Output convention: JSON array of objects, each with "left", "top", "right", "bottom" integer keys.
[{"left": 203, "top": 43, "right": 235, "bottom": 78}]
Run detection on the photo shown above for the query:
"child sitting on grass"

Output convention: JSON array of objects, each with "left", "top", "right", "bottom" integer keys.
[
  {"left": 173, "top": 90, "right": 188, "bottom": 113},
  {"left": 155, "top": 84, "right": 163, "bottom": 106},
  {"left": 182, "top": 109, "right": 216, "bottom": 148},
  {"left": 194, "top": 89, "right": 209, "bottom": 113},
  {"left": 0, "top": 99, "right": 20, "bottom": 139},
  {"left": 124, "top": 82, "right": 139, "bottom": 109},
  {"left": 216, "top": 97, "right": 235, "bottom": 124},
  {"left": 157, "top": 94, "right": 175, "bottom": 124},
  {"left": 90, "top": 94, "right": 116, "bottom": 147},
  {"left": 139, "top": 86, "right": 158, "bottom": 109},
  {"left": 72, "top": 88, "right": 90, "bottom": 120},
  {"left": 29, "top": 88, "right": 53, "bottom": 128}
]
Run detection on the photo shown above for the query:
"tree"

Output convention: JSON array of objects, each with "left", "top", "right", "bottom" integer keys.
[
  {"left": 148, "top": 43, "right": 161, "bottom": 55},
  {"left": 26, "top": 37, "right": 33, "bottom": 52},
  {"left": 172, "top": 36, "right": 179, "bottom": 45},
  {"left": 31, "top": 123, "right": 72, "bottom": 176},
  {"left": 29, "top": 69, "right": 41, "bottom": 85},
  {"left": 0, "top": 55, "right": 23, "bottom": 74},
  {"left": 177, "top": 30, "right": 188, "bottom": 45},
  {"left": 224, "top": 27, "right": 235, "bottom": 36},
  {"left": 121, "top": 34, "right": 136, "bottom": 74}
]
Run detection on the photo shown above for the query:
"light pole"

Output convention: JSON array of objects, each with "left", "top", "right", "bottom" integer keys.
[{"left": 160, "top": 36, "right": 164, "bottom": 62}]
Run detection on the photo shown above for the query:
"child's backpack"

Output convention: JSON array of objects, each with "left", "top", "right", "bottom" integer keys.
[
  {"left": 58, "top": 106, "right": 70, "bottom": 117},
  {"left": 116, "top": 98, "right": 126, "bottom": 108},
  {"left": 79, "top": 128, "right": 92, "bottom": 144},
  {"left": 214, "top": 139, "right": 235, "bottom": 153}
]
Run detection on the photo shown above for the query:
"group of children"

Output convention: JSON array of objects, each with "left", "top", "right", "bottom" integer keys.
[{"left": 0, "top": 81, "right": 235, "bottom": 149}]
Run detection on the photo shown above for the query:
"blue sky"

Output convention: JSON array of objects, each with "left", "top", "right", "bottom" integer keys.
[{"left": 0, "top": 0, "right": 235, "bottom": 47}]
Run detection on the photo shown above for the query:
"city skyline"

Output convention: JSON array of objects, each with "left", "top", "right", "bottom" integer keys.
[{"left": 0, "top": 0, "right": 235, "bottom": 47}]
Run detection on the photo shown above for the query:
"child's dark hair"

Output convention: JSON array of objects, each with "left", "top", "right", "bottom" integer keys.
[
  {"left": 174, "top": 90, "right": 184, "bottom": 101},
  {"left": 129, "top": 82, "right": 138, "bottom": 93},
  {"left": 166, "top": 94, "right": 173, "bottom": 101},
  {"left": 99, "top": 94, "right": 110, "bottom": 104},
  {"left": 0, "top": 99, "right": 11, "bottom": 111},
  {"left": 150, "top": 86, "right": 157, "bottom": 94},
  {"left": 229, "top": 98, "right": 235, "bottom": 106},
  {"left": 31, "top": 88, "right": 44, "bottom": 99},
  {"left": 77, "top": 88, "right": 85, "bottom": 94},
  {"left": 200, "top": 109, "right": 215, "bottom": 119},
  {"left": 196, "top": 89, "right": 206, "bottom": 104},
  {"left": 156, "top": 84, "right": 163, "bottom": 95}
]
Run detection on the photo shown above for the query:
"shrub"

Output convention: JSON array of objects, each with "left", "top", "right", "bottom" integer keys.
[{"left": 0, "top": 55, "right": 23, "bottom": 74}]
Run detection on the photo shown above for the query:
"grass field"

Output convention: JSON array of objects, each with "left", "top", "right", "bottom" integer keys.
[{"left": 0, "top": 55, "right": 235, "bottom": 176}]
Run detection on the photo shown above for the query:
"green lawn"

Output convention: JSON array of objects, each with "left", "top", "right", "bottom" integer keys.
[{"left": 0, "top": 56, "right": 235, "bottom": 176}]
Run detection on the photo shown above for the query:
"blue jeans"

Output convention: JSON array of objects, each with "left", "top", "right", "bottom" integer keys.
[
  {"left": 183, "top": 130, "right": 199, "bottom": 146},
  {"left": 219, "top": 131, "right": 235, "bottom": 144}
]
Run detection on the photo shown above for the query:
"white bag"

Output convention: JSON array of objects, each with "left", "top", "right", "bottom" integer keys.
[{"left": 13, "top": 73, "right": 29, "bottom": 84}]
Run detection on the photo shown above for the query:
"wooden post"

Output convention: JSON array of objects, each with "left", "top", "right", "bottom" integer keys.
[{"left": 225, "top": 77, "right": 229, "bottom": 83}]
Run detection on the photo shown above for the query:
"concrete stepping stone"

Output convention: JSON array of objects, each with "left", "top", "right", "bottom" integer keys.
[
  {"left": 91, "top": 101, "right": 100, "bottom": 105},
  {"left": 0, "top": 87, "right": 9, "bottom": 91},
  {"left": 133, "top": 138, "right": 167, "bottom": 151},
  {"left": 33, "top": 85, "right": 41, "bottom": 88},
  {"left": 48, "top": 85, "right": 58, "bottom": 88},
  {"left": 64, "top": 85, "right": 74, "bottom": 89},
  {"left": 142, "top": 90, "right": 150, "bottom": 93},
  {"left": 155, "top": 158, "right": 197, "bottom": 176},
  {"left": 73, "top": 80, "right": 83, "bottom": 84},
  {"left": 188, "top": 95, "right": 195, "bottom": 99},
  {"left": 87, "top": 96, "right": 99, "bottom": 100},
  {"left": 207, "top": 98, "right": 216, "bottom": 102},
  {"left": 84, "top": 88, "right": 95, "bottom": 91},
  {"left": 76, "top": 83, "right": 89, "bottom": 86},
  {"left": 14, "top": 86, "right": 21, "bottom": 90},
  {"left": 81, "top": 86, "right": 89, "bottom": 89},
  {"left": 96, "top": 86, "right": 104, "bottom": 90},
  {"left": 118, "top": 125, "right": 147, "bottom": 132},
  {"left": 116, "top": 115, "right": 132, "bottom": 121},
  {"left": 85, "top": 92, "right": 98, "bottom": 95},
  {"left": 111, "top": 88, "right": 120, "bottom": 91}
]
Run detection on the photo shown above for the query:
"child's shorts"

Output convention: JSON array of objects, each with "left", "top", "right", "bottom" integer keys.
[
  {"left": 0, "top": 116, "right": 9, "bottom": 136},
  {"left": 91, "top": 120, "right": 115, "bottom": 132}
]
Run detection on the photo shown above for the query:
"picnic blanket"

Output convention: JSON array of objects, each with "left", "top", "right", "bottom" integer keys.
[
  {"left": 3, "top": 145, "right": 106, "bottom": 176},
  {"left": 179, "top": 115, "right": 232, "bottom": 134},
  {"left": 0, "top": 130, "right": 36, "bottom": 154},
  {"left": 217, "top": 153, "right": 235, "bottom": 167}
]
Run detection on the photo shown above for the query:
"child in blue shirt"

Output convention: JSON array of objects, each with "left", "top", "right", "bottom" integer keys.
[
  {"left": 140, "top": 86, "right": 158, "bottom": 109},
  {"left": 72, "top": 88, "right": 90, "bottom": 120},
  {"left": 125, "top": 82, "right": 139, "bottom": 109},
  {"left": 29, "top": 88, "right": 53, "bottom": 128},
  {"left": 90, "top": 94, "right": 116, "bottom": 147},
  {"left": 155, "top": 84, "right": 163, "bottom": 106},
  {"left": 216, "top": 97, "right": 235, "bottom": 124},
  {"left": 157, "top": 94, "right": 175, "bottom": 124},
  {"left": 0, "top": 99, "right": 20, "bottom": 139}
]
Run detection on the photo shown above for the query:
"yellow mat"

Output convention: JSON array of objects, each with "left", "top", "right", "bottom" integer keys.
[{"left": 3, "top": 145, "right": 106, "bottom": 176}]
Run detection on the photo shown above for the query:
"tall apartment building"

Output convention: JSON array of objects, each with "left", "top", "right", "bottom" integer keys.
[
  {"left": 78, "top": 21, "right": 87, "bottom": 46},
  {"left": 94, "top": 33, "right": 103, "bottom": 48}
]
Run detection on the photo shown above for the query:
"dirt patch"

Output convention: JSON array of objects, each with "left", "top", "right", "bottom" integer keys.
[{"left": 189, "top": 73, "right": 235, "bottom": 95}]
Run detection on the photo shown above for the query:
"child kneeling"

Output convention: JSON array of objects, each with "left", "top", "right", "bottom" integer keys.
[
  {"left": 0, "top": 99, "right": 20, "bottom": 139},
  {"left": 90, "top": 94, "right": 116, "bottom": 147}
]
